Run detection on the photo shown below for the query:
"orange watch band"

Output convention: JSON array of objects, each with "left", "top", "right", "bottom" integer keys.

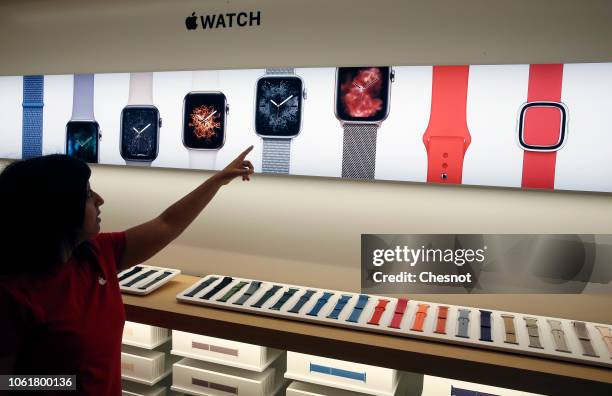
[
  {"left": 367, "top": 299, "right": 390, "bottom": 326},
  {"left": 422, "top": 65, "right": 471, "bottom": 184},
  {"left": 411, "top": 303, "right": 430, "bottom": 332},
  {"left": 434, "top": 305, "right": 449, "bottom": 334}
]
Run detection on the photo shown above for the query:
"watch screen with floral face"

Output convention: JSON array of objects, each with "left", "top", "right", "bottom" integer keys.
[
  {"left": 255, "top": 76, "right": 303, "bottom": 137},
  {"left": 183, "top": 92, "right": 226, "bottom": 149},
  {"left": 336, "top": 67, "right": 391, "bottom": 122},
  {"left": 66, "top": 121, "right": 99, "bottom": 163},
  {"left": 121, "top": 106, "right": 159, "bottom": 161}
]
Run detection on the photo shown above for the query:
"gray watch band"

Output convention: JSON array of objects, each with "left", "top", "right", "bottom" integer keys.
[
  {"left": 456, "top": 309, "right": 470, "bottom": 338},
  {"left": 262, "top": 138, "right": 291, "bottom": 174},
  {"left": 233, "top": 281, "right": 262, "bottom": 306},
  {"left": 524, "top": 317, "right": 544, "bottom": 349},
  {"left": 548, "top": 319, "right": 570, "bottom": 353},
  {"left": 341, "top": 124, "right": 378, "bottom": 179},
  {"left": 266, "top": 67, "right": 295, "bottom": 74},
  {"left": 573, "top": 321, "right": 599, "bottom": 357}
]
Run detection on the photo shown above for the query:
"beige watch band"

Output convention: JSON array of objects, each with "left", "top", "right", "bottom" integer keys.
[{"left": 501, "top": 314, "right": 518, "bottom": 344}]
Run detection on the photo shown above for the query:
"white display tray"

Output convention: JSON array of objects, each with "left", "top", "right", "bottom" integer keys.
[
  {"left": 171, "top": 330, "right": 283, "bottom": 372},
  {"left": 421, "top": 374, "right": 544, "bottom": 396},
  {"left": 176, "top": 274, "right": 612, "bottom": 368},
  {"left": 121, "top": 344, "right": 181, "bottom": 385},
  {"left": 119, "top": 265, "right": 181, "bottom": 295},
  {"left": 121, "top": 379, "right": 167, "bottom": 396},
  {"left": 286, "top": 371, "right": 423, "bottom": 396},
  {"left": 123, "top": 321, "right": 171, "bottom": 350}
]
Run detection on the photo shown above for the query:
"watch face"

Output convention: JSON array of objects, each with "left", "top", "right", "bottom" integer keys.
[
  {"left": 183, "top": 92, "right": 227, "bottom": 150},
  {"left": 66, "top": 121, "right": 99, "bottom": 163},
  {"left": 255, "top": 76, "right": 303, "bottom": 137},
  {"left": 336, "top": 67, "right": 391, "bottom": 122},
  {"left": 120, "top": 106, "right": 160, "bottom": 161}
]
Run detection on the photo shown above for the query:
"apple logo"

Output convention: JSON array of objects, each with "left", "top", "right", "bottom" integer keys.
[{"left": 185, "top": 12, "right": 198, "bottom": 30}]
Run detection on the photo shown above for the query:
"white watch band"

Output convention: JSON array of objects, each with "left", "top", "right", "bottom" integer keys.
[
  {"left": 128, "top": 73, "right": 153, "bottom": 105},
  {"left": 187, "top": 70, "right": 221, "bottom": 170},
  {"left": 71, "top": 74, "right": 95, "bottom": 120}
]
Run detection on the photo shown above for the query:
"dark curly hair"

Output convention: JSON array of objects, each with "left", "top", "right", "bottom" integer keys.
[{"left": 0, "top": 155, "right": 92, "bottom": 274}]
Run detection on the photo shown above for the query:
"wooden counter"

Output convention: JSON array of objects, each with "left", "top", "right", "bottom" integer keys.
[{"left": 122, "top": 274, "right": 612, "bottom": 396}]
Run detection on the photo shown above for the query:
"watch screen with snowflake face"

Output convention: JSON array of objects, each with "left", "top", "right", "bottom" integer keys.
[
  {"left": 65, "top": 120, "right": 99, "bottom": 163},
  {"left": 120, "top": 106, "right": 160, "bottom": 161},
  {"left": 255, "top": 76, "right": 303, "bottom": 137},
  {"left": 336, "top": 67, "right": 391, "bottom": 122},
  {"left": 182, "top": 92, "right": 227, "bottom": 149}
]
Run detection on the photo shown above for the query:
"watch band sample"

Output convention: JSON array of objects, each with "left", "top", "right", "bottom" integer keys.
[
  {"left": 411, "top": 303, "right": 430, "bottom": 332},
  {"left": 128, "top": 72, "right": 154, "bottom": 105},
  {"left": 265, "top": 67, "right": 295, "bottom": 74},
  {"left": 287, "top": 289, "right": 316, "bottom": 314},
  {"left": 327, "top": 294, "right": 352, "bottom": 320},
  {"left": 519, "top": 64, "right": 567, "bottom": 189},
  {"left": 22, "top": 75, "right": 44, "bottom": 159},
  {"left": 451, "top": 386, "right": 499, "bottom": 396},
  {"left": 250, "top": 285, "right": 282, "bottom": 308},
  {"left": 138, "top": 271, "right": 173, "bottom": 290},
  {"left": 306, "top": 292, "right": 334, "bottom": 317},
  {"left": 122, "top": 269, "right": 157, "bottom": 288},
  {"left": 573, "top": 321, "right": 598, "bottom": 357},
  {"left": 524, "top": 317, "right": 544, "bottom": 349},
  {"left": 184, "top": 276, "right": 219, "bottom": 298},
  {"left": 367, "top": 299, "right": 390, "bottom": 326},
  {"left": 479, "top": 310, "right": 493, "bottom": 342},
  {"left": 262, "top": 137, "right": 291, "bottom": 173},
  {"left": 434, "top": 306, "right": 449, "bottom": 334},
  {"left": 548, "top": 319, "right": 570, "bottom": 353},
  {"left": 217, "top": 281, "right": 249, "bottom": 303},
  {"left": 594, "top": 326, "right": 612, "bottom": 355},
  {"left": 388, "top": 298, "right": 409, "bottom": 329},
  {"left": 232, "top": 281, "right": 262, "bottom": 306},
  {"left": 422, "top": 65, "right": 471, "bottom": 184},
  {"left": 501, "top": 314, "right": 518, "bottom": 344},
  {"left": 456, "top": 309, "right": 471, "bottom": 338},
  {"left": 346, "top": 295, "right": 370, "bottom": 323},
  {"left": 118, "top": 266, "right": 143, "bottom": 282},
  {"left": 341, "top": 123, "right": 378, "bottom": 179},
  {"left": 191, "top": 378, "right": 237, "bottom": 395},
  {"left": 270, "top": 287, "right": 299, "bottom": 310},
  {"left": 71, "top": 74, "right": 95, "bottom": 120},
  {"left": 309, "top": 363, "right": 366, "bottom": 382},
  {"left": 200, "top": 276, "right": 234, "bottom": 300}
]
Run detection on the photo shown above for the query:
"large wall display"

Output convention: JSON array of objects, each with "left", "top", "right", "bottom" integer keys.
[{"left": 2, "top": 63, "right": 612, "bottom": 192}]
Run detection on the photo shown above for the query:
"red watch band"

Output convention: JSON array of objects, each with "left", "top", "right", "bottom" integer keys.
[
  {"left": 434, "top": 306, "right": 449, "bottom": 334},
  {"left": 411, "top": 303, "right": 430, "bottom": 332},
  {"left": 388, "top": 298, "right": 409, "bottom": 329},
  {"left": 422, "top": 65, "right": 471, "bottom": 184},
  {"left": 520, "top": 64, "right": 566, "bottom": 189},
  {"left": 367, "top": 299, "right": 390, "bottom": 326}
]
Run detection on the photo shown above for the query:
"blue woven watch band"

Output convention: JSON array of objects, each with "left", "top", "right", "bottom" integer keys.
[{"left": 22, "top": 75, "right": 44, "bottom": 159}]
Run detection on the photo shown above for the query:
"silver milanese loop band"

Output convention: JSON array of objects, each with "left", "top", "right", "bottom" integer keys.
[
  {"left": 265, "top": 68, "right": 295, "bottom": 75},
  {"left": 262, "top": 138, "right": 291, "bottom": 174},
  {"left": 341, "top": 124, "right": 378, "bottom": 179}
]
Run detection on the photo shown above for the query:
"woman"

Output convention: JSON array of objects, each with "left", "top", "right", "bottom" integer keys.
[{"left": 0, "top": 147, "right": 254, "bottom": 394}]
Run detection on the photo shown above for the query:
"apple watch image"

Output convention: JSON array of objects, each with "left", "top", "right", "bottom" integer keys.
[
  {"left": 334, "top": 66, "right": 394, "bottom": 180},
  {"left": 120, "top": 72, "right": 162, "bottom": 166},
  {"left": 182, "top": 71, "right": 229, "bottom": 170},
  {"left": 254, "top": 67, "right": 307, "bottom": 174},
  {"left": 66, "top": 74, "right": 101, "bottom": 163}
]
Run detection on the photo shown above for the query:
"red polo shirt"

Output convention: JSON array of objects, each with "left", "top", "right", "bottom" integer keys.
[{"left": 0, "top": 232, "right": 126, "bottom": 395}]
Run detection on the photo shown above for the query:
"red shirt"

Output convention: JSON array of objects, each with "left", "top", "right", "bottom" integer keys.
[{"left": 0, "top": 232, "right": 126, "bottom": 395}]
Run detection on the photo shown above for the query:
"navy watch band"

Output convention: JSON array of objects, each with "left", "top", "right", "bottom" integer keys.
[
  {"left": 307, "top": 292, "right": 334, "bottom": 317},
  {"left": 233, "top": 281, "right": 262, "bottom": 305},
  {"left": 217, "top": 281, "right": 249, "bottom": 302},
  {"left": 456, "top": 309, "right": 471, "bottom": 338},
  {"left": 327, "top": 294, "right": 352, "bottom": 320},
  {"left": 479, "top": 310, "right": 493, "bottom": 342},
  {"left": 251, "top": 285, "right": 282, "bottom": 308},
  {"left": 288, "top": 289, "right": 316, "bottom": 314},
  {"left": 118, "top": 266, "right": 143, "bottom": 282},
  {"left": 270, "top": 288, "right": 299, "bottom": 310},
  {"left": 201, "top": 276, "right": 234, "bottom": 300},
  {"left": 122, "top": 269, "right": 157, "bottom": 287},
  {"left": 346, "top": 294, "right": 370, "bottom": 323},
  {"left": 138, "top": 271, "right": 173, "bottom": 290},
  {"left": 185, "top": 276, "right": 219, "bottom": 298},
  {"left": 22, "top": 75, "right": 44, "bottom": 159}
]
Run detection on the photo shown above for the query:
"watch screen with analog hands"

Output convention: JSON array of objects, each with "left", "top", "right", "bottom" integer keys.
[
  {"left": 255, "top": 76, "right": 303, "bottom": 137},
  {"left": 183, "top": 92, "right": 226, "bottom": 150},
  {"left": 66, "top": 121, "right": 99, "bottom": 163},
  {"left": 336, "top": 67, "right": 390, "bottom": 122},
  {"left": 121, "top": 106, "right": 159, "bottom": 161}
]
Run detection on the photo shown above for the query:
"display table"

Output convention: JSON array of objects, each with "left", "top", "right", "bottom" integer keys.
[{"left": 122, "top": 274, "right": 612, "bottom": 396}]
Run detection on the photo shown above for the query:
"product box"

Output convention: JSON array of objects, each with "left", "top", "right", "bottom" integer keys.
[
  {"left": 123, "top": 321, "right": 171, "bottom": 349},
  {"left": 121, "top": 379, "right": 167, "bottom": 396},
  {"left": 171, "top": 330, "right": 283, "bottom": 372},
  {"left": 121, "top": 344, "right": 180, "bottom": 385},
  {"left": 286, "top": 371, "right": 423, "bottom": 396},
  {"left": 421, "top": 375, "right": 544, "bottom": 396},
  {"left": 170, "top": 354, "right": 286, "bottom": 396},
  {"left": 285, "top": 351, "right": 399, "bottom": 396}
]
